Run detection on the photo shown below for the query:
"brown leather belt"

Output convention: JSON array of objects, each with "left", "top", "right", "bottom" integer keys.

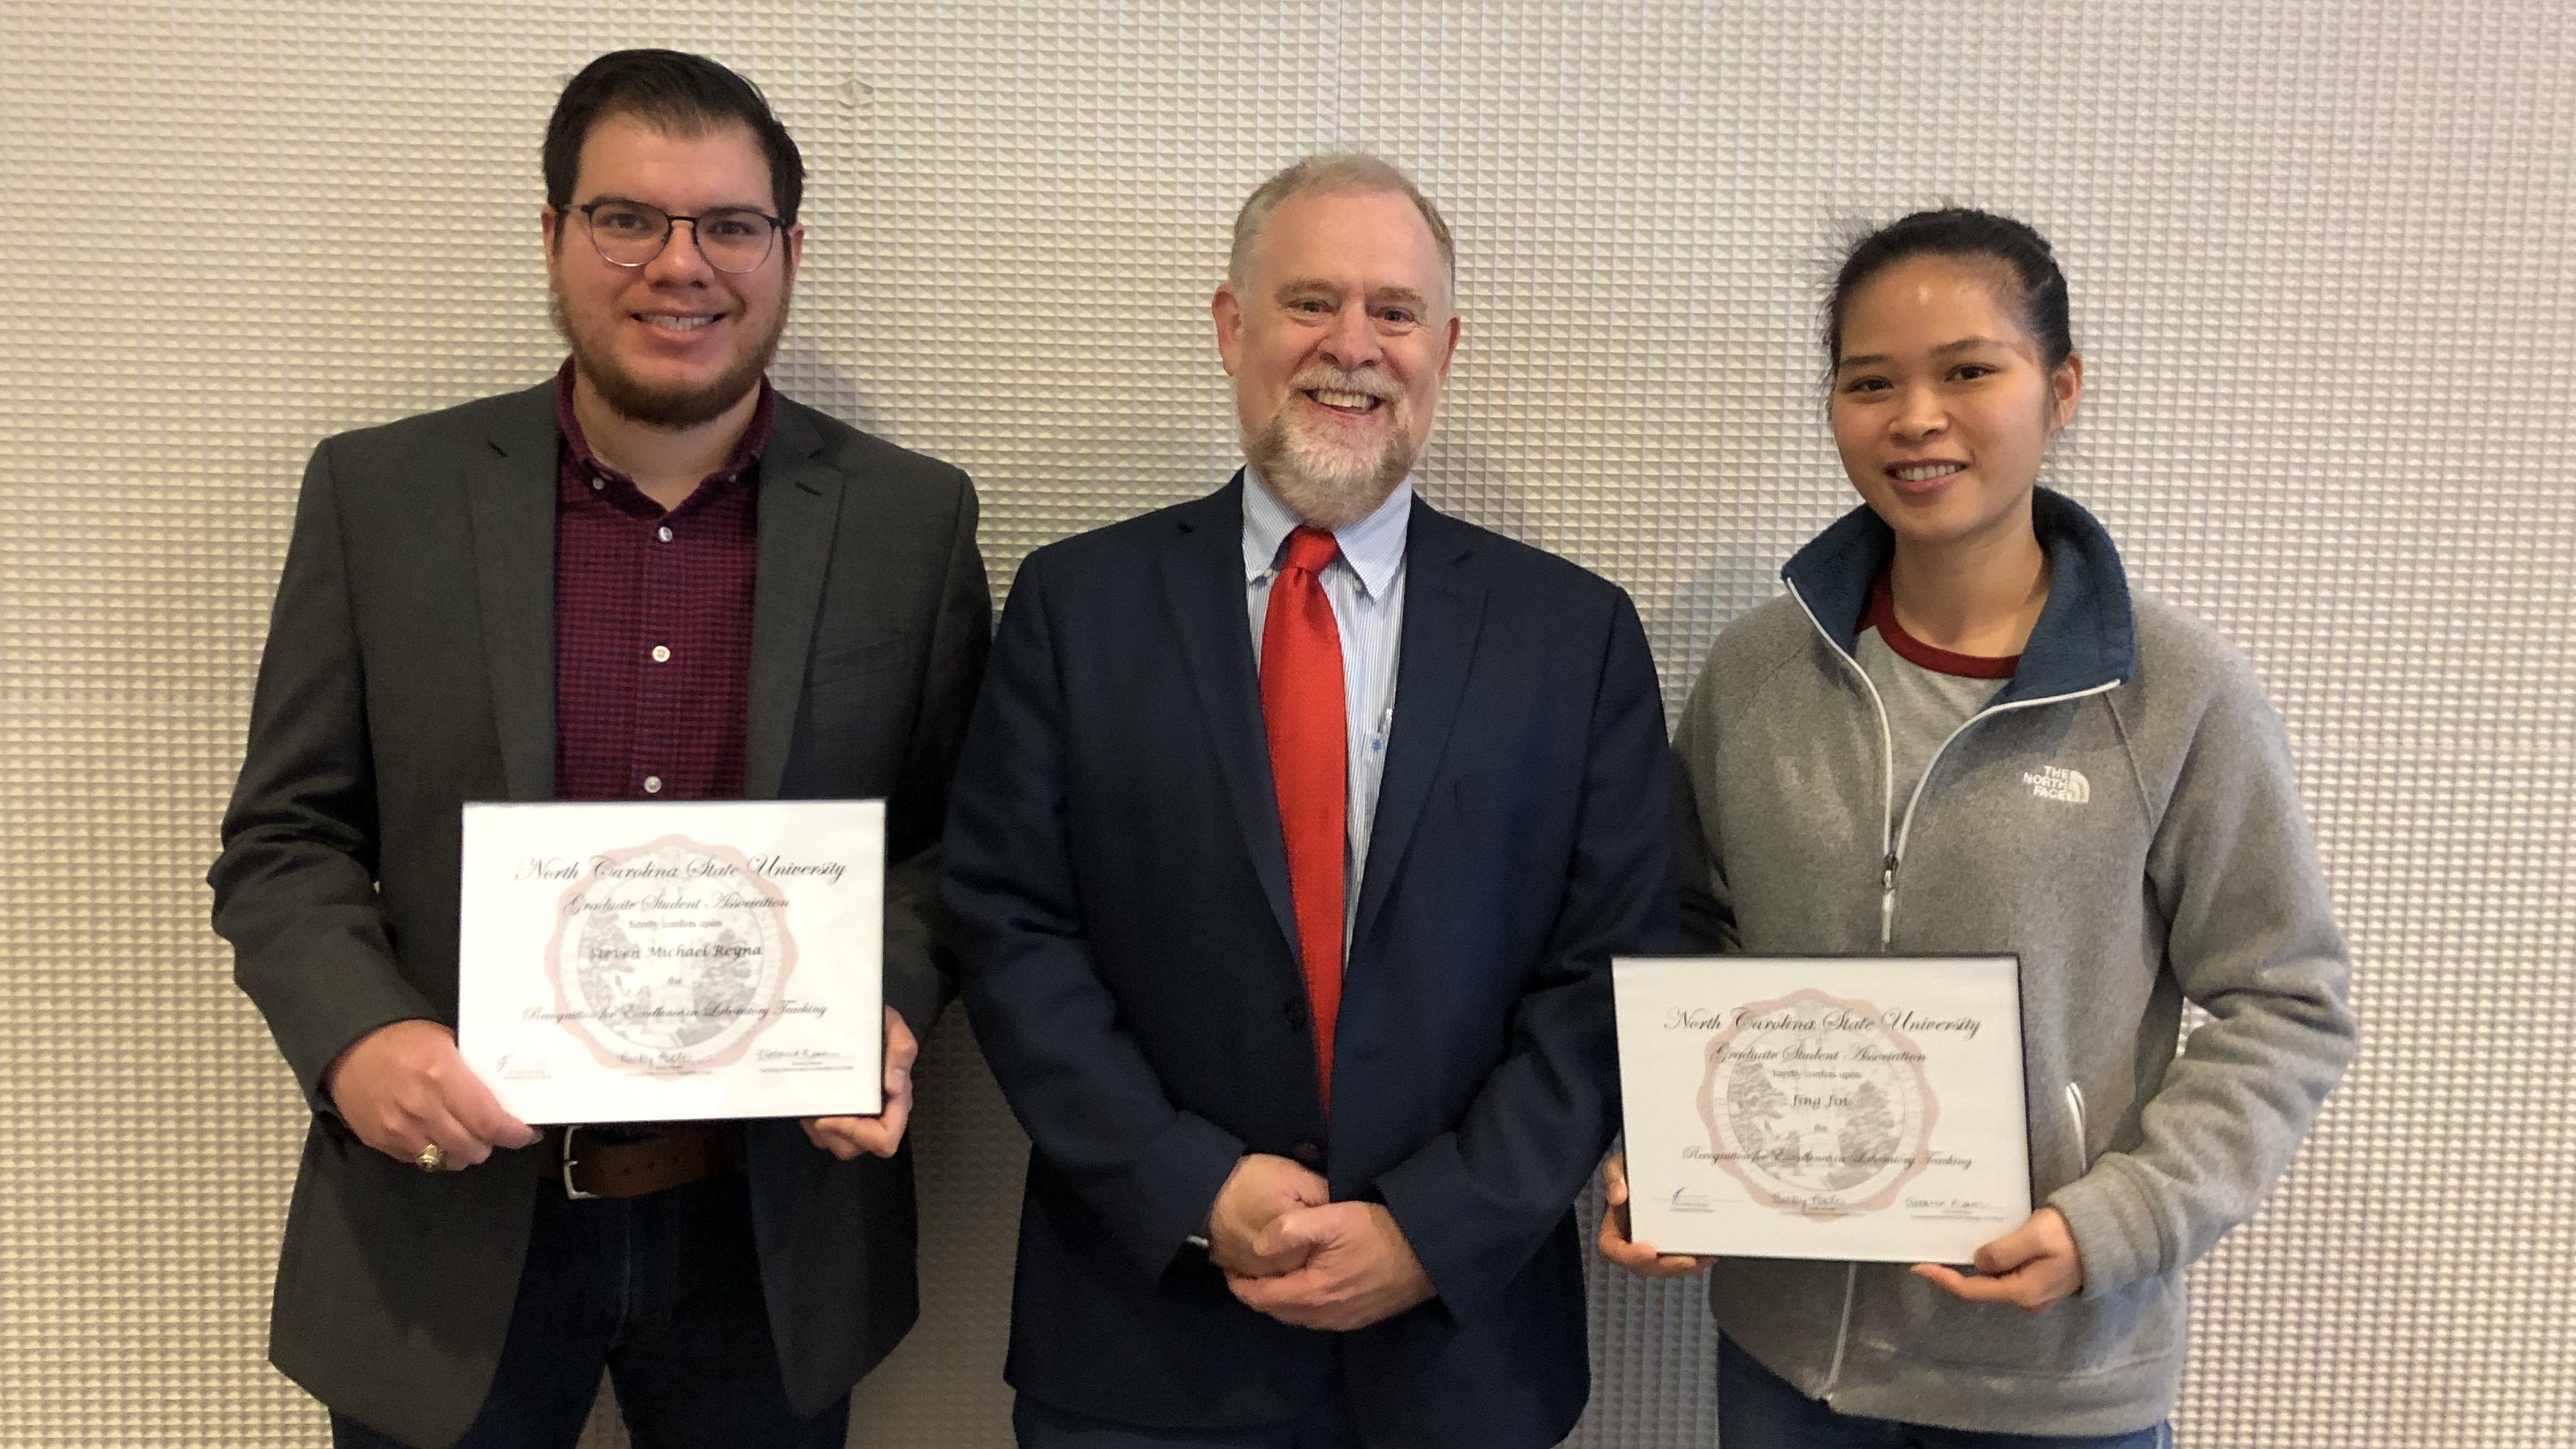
[{"left": 542, "top": 1122, "right": 746, "bottom": 1200}]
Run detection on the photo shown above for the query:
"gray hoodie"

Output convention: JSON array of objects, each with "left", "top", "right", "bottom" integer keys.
[{"left": 1672, "top": 491, "right": 2354, "bottom": 1436}]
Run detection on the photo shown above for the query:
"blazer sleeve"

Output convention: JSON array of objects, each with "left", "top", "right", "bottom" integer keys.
[
  {"left": 876, "top": 471, "right": 991, "bottom": 1039},
  {"left": 1372, "top": 588, "right": 1676, "bottom": 1322},
  {"left": 209, "top": 436, "right": 438, "bottom": 1109},
  {"left": 945, "top": 551, "right": 1248, "bottom": 1278}
]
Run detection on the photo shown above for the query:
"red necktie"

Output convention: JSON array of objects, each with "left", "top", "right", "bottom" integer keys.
[{"left": 1260, "top": 525, "right": 1346, "bottom": 1110}]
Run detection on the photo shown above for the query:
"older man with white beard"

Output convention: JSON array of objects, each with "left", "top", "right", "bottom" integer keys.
[{"left": 944, "top": 155, "right": 1674, "bottom": 1449}]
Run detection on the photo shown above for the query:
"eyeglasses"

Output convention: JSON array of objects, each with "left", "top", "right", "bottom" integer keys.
[{"left": 570, "top": 199, "right": 785, "bottom": 274}]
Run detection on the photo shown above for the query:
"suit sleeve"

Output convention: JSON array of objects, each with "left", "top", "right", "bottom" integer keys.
[
  {"left": 1372, "top": 589, "right": 1676, "bottom": 1322},
  {"left": 877, "top": 471, "right": 991, "bottom": 1039},
  {"left": 944, "top": 552, "right": 1248, "bottom": 1278},
  {"left": 209, "top": 436, "right": 437, "bottom": 1109}
]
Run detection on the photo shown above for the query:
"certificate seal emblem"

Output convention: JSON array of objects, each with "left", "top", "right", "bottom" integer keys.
[
  {"left": 1696, "top": 989, "right": 1938, "bottom": 1220},
  {"left": 544, "top": 836, "right": 797, "bottom": 1076}
]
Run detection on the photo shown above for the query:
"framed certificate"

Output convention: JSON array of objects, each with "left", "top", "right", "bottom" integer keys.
[
  {"left": 457, "top": 799, "right": 885, "bottom": 1125},
  {"left": 1612, "top": 956, "right": 2030, "bottom": 1264}
]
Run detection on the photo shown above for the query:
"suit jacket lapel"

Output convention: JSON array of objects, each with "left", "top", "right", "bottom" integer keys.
[
  {"left": 463, "top": 384, "right": 561, "bottom": 802},
  {"left": 1163, "top": 474, "right": 1300, "bottom": 953},
  {"left": 1353, "top": 500, "right": 1484, "bottom": 947},
  {"left": 746, "top": 404, "right": 845, "bottom": 801}
]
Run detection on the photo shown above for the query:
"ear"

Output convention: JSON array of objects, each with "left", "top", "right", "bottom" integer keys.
[
  {"left": 1434, "top": 310, "right": 1461, "bottom": 384},
  {"left": 540, "top": 205, "right": 564, "bottom": 288},
  {"left": 2047, "top": 352, "right": 2084, "bottom": 434},
  {"left": 780, "top": 221, "right": 806, "bottom": 288},
  {"left": 1211, "top": 281, "right": 1244, "bottom": 376}
]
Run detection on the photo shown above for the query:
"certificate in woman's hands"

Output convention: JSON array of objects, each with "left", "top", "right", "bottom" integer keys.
[
  {"left": 457, "top": 799, "right": 885, "bottom": 1124},
  {"left": 1612, "top": 956, "right": 2031, "bottom": 1264}
]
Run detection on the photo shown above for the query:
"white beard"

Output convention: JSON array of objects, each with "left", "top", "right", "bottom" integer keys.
[{"left": 1245, "top": 388, "right": 1421, "bottom": 530}]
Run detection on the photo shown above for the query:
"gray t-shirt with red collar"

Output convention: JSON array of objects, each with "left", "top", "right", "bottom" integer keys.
[{"left": 1855, "top": 572, "right": 2017, "bottom": 811}]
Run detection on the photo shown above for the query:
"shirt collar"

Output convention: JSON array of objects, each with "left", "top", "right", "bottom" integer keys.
[
  {"left": 1781, "top": 486, "right": 2135, "bottom": 704},
  {"left": 1240, "top": 463, "right": 1414, "bottom": 601},
  {"left": 552, "top": 357, "right": 776, "bottom": 494}
]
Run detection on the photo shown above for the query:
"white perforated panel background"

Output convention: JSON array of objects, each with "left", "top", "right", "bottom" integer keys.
[{"left": 3, "top": 3, "right": 2569, "bottom": 1445}]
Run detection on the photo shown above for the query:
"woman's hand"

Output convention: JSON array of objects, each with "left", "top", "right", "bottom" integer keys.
[
  {"left": 1913, "top": 1206, "right": 2084, "bottom": 1311},
  {"left": 1596, "top": 1152, "right": 1717, "bottom": 1278}
]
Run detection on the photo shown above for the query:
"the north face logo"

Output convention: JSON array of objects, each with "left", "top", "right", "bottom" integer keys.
[{"left": 2025, "top": 765, "right": 2090, "bottom": 804}]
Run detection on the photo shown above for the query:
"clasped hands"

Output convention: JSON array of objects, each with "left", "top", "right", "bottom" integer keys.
[
  {"left": 1595, "top": 1151, "right": 2085, "bottom": 1312},
  {"left": 1207, "top": 1153, "right": 1435, "bottom": 1332},
  {"left": 325, "top": 1006, "right": 921, "bottom": 1169}
]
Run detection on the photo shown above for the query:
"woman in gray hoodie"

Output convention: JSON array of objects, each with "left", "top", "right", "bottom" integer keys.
[{"left": 1598, "top": 210, "right": 2354, "bottom": 1446}]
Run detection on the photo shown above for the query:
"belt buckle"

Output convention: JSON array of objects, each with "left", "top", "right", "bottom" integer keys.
[{"left": 560, "top": 1125, "right": 598, "bottom": 1200}]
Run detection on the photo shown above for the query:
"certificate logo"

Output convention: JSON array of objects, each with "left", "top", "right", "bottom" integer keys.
[
  {"left": 1696, "top": 989, "right": 1938, "bottom": 1220},
  {"left": 543, "top": 836, "right": 799, "bottom": 1076}
]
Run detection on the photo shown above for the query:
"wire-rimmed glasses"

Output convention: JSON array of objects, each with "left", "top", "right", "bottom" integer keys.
[{"left": 570, "top": 199, "right": 785, "bottom": 274}]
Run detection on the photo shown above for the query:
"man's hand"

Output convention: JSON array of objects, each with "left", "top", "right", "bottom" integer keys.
[
  {"left": 1597, "top": 1151, "right": 1716, "bottom": 1278},
  {"left": 324, "top": 1019, "right": 540, "bottom": 1169},
  {"left": 1224, "top": 1202, "right": 1436, "bottom": 1331},
  {"left": 1206, "top": 1153, "right": 1331, "bottom": 1276},
  {"left": 1913, "top": 1206, "right": 2085, "bottom": 1312},
  {"left": 801, "top": 1006, "right": 920, "bottom": 1160}
]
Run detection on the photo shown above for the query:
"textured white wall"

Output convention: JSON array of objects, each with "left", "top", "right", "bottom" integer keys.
[{"left": 3, "top": 3, "right": 2570, "bottom": 1445}]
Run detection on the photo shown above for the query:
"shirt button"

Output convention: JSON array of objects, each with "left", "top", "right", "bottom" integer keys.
[
  {"left": 590, "top": 477, "right": 606, "bottom": 491},
  {"left": 657, "top": 526, "right": 673, "bottom": 542},
  {"left": 650, "top": 645, "right": 671, "bottom": 663},
  {"left": 642, "top": 775, "right": 663, "bottom": 795}
]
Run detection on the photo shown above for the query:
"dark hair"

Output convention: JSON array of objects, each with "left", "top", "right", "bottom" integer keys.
[
  {"left": 1826, "top": 208, "right": 2072, "bottom": 372},
  {"left": 543, "top": 50, "right": 804, "bottom": 225}
]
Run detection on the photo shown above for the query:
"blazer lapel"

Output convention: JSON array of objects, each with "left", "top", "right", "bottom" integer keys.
[
  {"left": 1353, "top": 500, "right": 1485, "bottom": 947},
  {"left": 1163, "top": 474, "right": 1299, "bottom": 953},
  {"left": 463, "top": 385, "right": 562, "bottom": 802},
  {"left": 745, "top": 404, "right": 845, "bottom": 801}
]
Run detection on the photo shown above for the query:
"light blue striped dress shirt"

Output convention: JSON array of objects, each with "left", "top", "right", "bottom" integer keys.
[{"left": 1241, "top": 466, "right": 1409, "bottom": 944}]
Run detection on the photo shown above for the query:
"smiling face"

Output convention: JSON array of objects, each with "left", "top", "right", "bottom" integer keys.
[
  {"left": 542, "top": 112, "right": 803, "bottom": 430},
  {"left": 1830, "top": 255, "right": 2082, "bottom": 552},
  {"left": 1212, "top": 187, "right": 1460, "bottom": 529}
]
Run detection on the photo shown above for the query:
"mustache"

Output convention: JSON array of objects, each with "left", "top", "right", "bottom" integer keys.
[{"left": 1288, "top": 365, "right": 1399, "bottom": 401}]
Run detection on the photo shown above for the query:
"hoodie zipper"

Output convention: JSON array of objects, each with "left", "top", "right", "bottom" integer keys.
[
  {"left": 1782, "top": 585, "right": 1888, "bottom": 1397},
  {"left": 1820, "top": 1261, "right": 1859, "bottom": 1397},
  {"left": 1786, "top": 578, "right": 2119, "bottom": 1394},
  {"left": 1786, "top": 585, "right": 1905, "bottom": 950},
  {"left": 1786, "top": 580, "right": 2119, "bottom": 946}
]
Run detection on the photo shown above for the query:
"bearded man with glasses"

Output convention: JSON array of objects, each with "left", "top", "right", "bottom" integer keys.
[{"left": 211, "top": 49, "right": 989, "bottom": 1449}]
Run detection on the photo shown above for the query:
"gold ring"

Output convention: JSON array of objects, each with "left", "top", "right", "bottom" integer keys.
[{"left": 415, "top": 1142, "right": 447, "bottom": 1172}]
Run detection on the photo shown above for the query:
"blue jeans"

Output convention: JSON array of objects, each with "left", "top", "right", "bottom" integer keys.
[
  {"left": 1013, "top": 1391, "right": 1365, "bottom": 1448},
  {"left": 332, "top": 1172, "right": 848, "bottom": 1449},
  {"left": 1719, "top": 1334, "right": 2169, "bottom": 1448}
]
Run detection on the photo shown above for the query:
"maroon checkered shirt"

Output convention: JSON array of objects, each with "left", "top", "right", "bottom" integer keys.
[{"left": 551, "top": 360, "right": 774, "bottom": 802}]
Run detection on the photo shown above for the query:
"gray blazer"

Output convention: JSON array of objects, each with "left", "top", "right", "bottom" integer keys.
[{"left": 210, "top": 380, "right": 990, "bottom": 1446}]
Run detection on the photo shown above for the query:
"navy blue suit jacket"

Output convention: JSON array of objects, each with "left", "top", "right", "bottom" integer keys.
[{"left": 944, "top": 478, "right": 1673, "bottom": 1447}]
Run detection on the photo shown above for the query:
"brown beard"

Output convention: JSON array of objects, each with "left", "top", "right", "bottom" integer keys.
[{"left": 549, "top": 291, "right": 790, "bottom": 431}]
